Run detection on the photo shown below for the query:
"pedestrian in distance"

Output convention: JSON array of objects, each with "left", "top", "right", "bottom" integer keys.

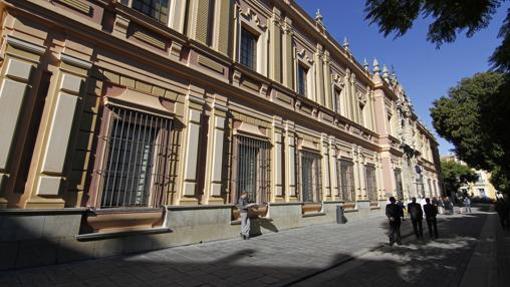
[
  {"left": 407, "top": 197, "right": 424, "bottom": 239},
  {"left": 386, "top": 197, "right": 402, "bottom": 246},
  {"left": 397, "top": 198, "right": 406, "bottom": 221},
  {"left": 237, "top": 192, "right": 256, "bottom": 240},
  {"left": 463, "top": 196, "right": 472, "bottom": 213},
  {"left": 495, "top": 197, "right": 509, "bottom": 230},
  {"left": 424, "top": 198, "right": 439, "bottom": 238}
]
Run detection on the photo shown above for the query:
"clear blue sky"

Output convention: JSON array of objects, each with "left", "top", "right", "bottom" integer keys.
[{"left": 296, "top": 0, "right": 507, "bottom": 155}]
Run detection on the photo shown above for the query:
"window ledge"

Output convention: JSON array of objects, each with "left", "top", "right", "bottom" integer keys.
[
  {"left": 302, "top": 212, "right": 326, "bottom": 218},
  {"left": 76, "top": 227, "right": 172, "bottom": 241},
  {"left": 344, "top": 209, "right": 359, "bottom": 213}
]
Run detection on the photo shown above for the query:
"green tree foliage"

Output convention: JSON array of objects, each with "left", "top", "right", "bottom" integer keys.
[
  {"left": 440, "top": 160, "right": 478, "bottom": 195},
  {"left": 430, "top": 72, "right": 510, "bottom": 193},
  {"left": 364, "top": 0, "right": 509, "bottom": 71}
]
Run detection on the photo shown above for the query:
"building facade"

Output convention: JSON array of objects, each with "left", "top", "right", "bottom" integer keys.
[
  {"left": 0, "top": 0, "right": 441, "bottom": 269},
  {"left": 442, "top": 155, "right": 498, "bottom": 200}
]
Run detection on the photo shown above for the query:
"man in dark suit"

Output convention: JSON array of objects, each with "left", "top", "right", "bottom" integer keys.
[
  {"left": 424, "top": 198, "right": 439, "bottom": 238},
  {"left": 386, "top": 197, "right": 402, "bottom": 246},
  {"left": 407, "top": 197, "right": 424, "bottom": 239}
]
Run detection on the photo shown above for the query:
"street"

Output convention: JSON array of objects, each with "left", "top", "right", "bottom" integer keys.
[{"left": 0, "top": 206, "right": 507, "bottom": 287}]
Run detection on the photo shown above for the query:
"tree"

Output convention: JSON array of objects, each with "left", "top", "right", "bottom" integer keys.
[
  {"left": 440, "top": 160, "right": 478, "bottom": 196},
  {"left": 364, "top": 0, "right": 510, "bottom": 71},
  {"left": 430, "top": 72, "right": 510, "bottom": 193}
]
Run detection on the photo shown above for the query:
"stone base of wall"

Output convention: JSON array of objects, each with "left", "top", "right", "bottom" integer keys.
[{"left": 0, "top": 202, "right": 383, "bottom": 270}]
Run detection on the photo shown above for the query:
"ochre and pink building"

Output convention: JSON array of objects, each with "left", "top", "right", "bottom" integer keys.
[{"left": 0, "top": 0, "right": 441, "bottom": 269}]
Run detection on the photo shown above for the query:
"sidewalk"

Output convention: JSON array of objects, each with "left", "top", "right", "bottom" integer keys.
[
  {"left": 0, "top": 213, "right": 410, "bottom": 287},
  {"left": 459, "top": 206, "right": 510, "bottom": 287},
  {"left": 0, "top": 209, "right": 494, "bottom": 287}
]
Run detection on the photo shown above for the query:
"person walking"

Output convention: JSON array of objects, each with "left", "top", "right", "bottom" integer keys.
[
  {"left": 237, "top": 192, "right": 255, "bottom": 240},
  {"left": 386, "top": 197, "right": 402, "bottom": 246},
  {"left": 424, "top": 198, "right": 439, "bottom": 238},
  {"left": 463, "top": 196, "right": 472, "bottom": 213},
  {"left": 407, "top": 197, "right": 424, "bottom": 239},
  {"left": 397, "top": 199, "right": 406, "bottom": 221}
]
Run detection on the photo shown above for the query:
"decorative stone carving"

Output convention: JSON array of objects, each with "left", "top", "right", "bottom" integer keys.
[{"left": 240, "top": 7, "right": 267, "bottom": 30}]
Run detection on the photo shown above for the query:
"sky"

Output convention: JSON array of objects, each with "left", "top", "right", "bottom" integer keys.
[{"left": 296, "top": 0, "right": 507, "bottom": 156}]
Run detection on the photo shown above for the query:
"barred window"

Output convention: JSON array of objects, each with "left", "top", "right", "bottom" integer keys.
[
  {"left": 131, "top": 0, "right": 170, "bottom": 23},
  {"left": 100, "top": 106, "right": 172, "bottom": 208},
  {"left": 233, "top": 135, "right": 270, "bottom": 204},
  {"left": 365, "top": 165, "right": 377, "bottom": 201},
  {"left": 338, "top": 159, "right": 355, "bottom": 202},
  {"left": 300, "top": 151, "right": 321, "bottom": 203},
  {"left": 394, "top": 168, "right": 403, "bottom": 200},
  {"left": 240, "top": 28, "right": 257, "bottom": 70},
  {"left": 297, "top": 64, "right": 308, "bottom": 97}
]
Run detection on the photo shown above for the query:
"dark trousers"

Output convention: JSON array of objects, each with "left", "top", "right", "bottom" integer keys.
[
  {"left": 411, "top": 218, "right": 423, "bottom": 238},
  {"left": 389, "top": 220, "right": 401, "bottom": 245},
  {"left": 426, "top": 217, "right": 438, "bottom": 238}
]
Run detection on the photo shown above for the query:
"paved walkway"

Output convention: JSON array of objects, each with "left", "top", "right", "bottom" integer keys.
[{"left": 0, "top": 206, "right": 505, "bottom": 287}]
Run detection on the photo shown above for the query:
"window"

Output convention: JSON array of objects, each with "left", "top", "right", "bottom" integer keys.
[
  {"left": 100, "top": 106, "right": 172, "bottom": 208},
  {"left": 300, "top": 151, "right": 321, "bottom": 203},
  {"left": 131, "top": 0, "right": 170, "bottom": 23},
  {"left": 240, "top": 27, "right": 257, "bottom": 70},
  {"left": 234, "top": 135, "right": 270, "bottom": 204},
  {"left": 338, "top": 160, "right": 355, "bottom": 202},
  {"left": 365, "top": 165, "right": 377, "bottom": 201},
  {"left": 334, "top": 88, "right": 342, "bottom": 114},
  {"left": 297, "top": 64, "right": 308, "bottom": 97},
  {"left": 394, "top": 168, "right": 403, "bottom": 200}
]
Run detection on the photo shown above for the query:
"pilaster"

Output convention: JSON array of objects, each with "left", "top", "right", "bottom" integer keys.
[
  {"left": 269, "top": 7, "right": 282, "bottom": 83},
  {"left": 272, "top": 117, "right": 284, "bottom": 201},
  {"left": 0, "top": 36, "right": 45, "bottom": 207},
  {"left": 322, "top": 51, "right": 332, "bottom": 110},
  {"left": 204, "top": 100, "right": 227, "bottom": 204},
  {"left": 320, "top": 134, "right": 331, "bottom": 201},
  {"left": 179, "top": 90, "right": 205, "bottom": 204},
  {"left": 26, "top": 52, "right": 92, "bottom": 208},
  {"left": 284, "top": 120, "right": 297, "bottom": 201},
  {"left": 328, "top": 136, "right": 338, "bottom": 200},
  {"left": 314, "top": 44, "right": 324, "bottom": 105},
  {"left": 282, "top": 17, "right": 294, "bottom": 89},
  {"left": 214, "top": 0, "right": 233, "bottom": 56}
]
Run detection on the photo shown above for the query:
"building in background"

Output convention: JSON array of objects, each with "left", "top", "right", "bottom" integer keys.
[
  {"left": 441, "top": 154, "right": 497, "bottom": 200},
  {"left": 0, "top": 0, "right": 441, "bottom": 269}
]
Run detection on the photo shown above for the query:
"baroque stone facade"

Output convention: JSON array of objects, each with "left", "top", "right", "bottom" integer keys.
[{"left": 0, "top": 0, "right": 441, "bottom": 269}]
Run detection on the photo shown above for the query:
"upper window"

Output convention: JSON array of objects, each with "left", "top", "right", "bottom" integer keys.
[
  {"left": 334, "top": 88, "right": 342, "bottom": 114},
  {"left": 240, "top": 28, "right": 257, "bottom": 70},
  {"left": 131, "top": 0, "right": 170, "bottom": 23},
  {"left": 297, "top": 64, "right": 308, "bottom": 97},
  {"left": 234, "top": 135, "right": 270, "bottom": 204},
  {"left": 301, "top": 151, "right": 321, "bottom": 203},
  {"left": 99, "top": 106, "right": 172, "bottom": 208}
]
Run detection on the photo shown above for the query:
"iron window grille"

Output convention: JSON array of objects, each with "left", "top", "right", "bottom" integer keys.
[
  {"left": 365, "top": 165, "right": 377, "bottom": 202},
  {"left": 297, "top": 64, "right": 308, "bottom": 97},
  {"left": 98, "top": 105, "right": 172, "bottom": 208},
  {"left": 122, "top": 0, "right": 170, "bottom": 23},
  {"left": 240, "top": 27, "right": 257, "bottom": 70},
  {"left": 338, "top": 159, "right": 355, "bottom": 202},
  {"left": 394, "top": 168, "right": 404, "bottom": 200},
  {"left": 232, "top": 135, "right": 270, "bottom": 204},
  {"left": 300, "top": 151, "right": 322, "bottom": 203}
]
